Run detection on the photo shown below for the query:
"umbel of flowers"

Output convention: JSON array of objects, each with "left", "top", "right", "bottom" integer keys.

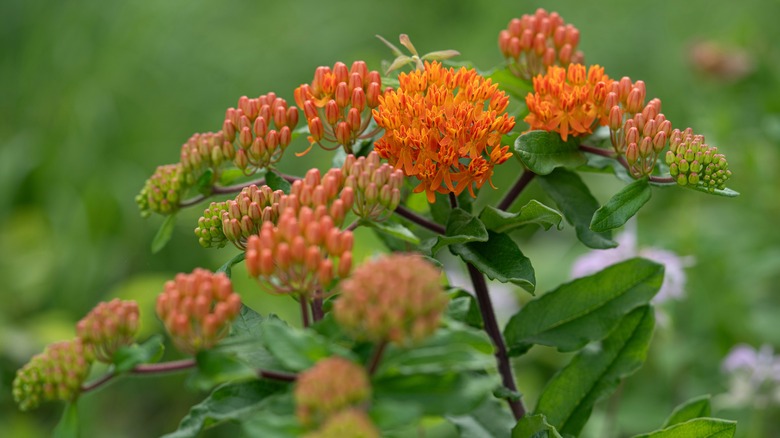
[
  {"left": 373, "top": 61, "right": 515, "bottom": 202},
  {"left": 76, "top": 298, "right": 140, "bottom": 363}
]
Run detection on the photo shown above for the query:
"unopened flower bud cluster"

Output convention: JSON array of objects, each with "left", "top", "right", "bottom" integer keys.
[
  {"left": 136, "top": 164, "right": 186, "bottom": 217},
  {"left": 666, "top": 129, "right": 732, "bottom": 190},
  {"left": 499, "top": 8, "right": 584, "bottom": 80},
  {"left": 334, "top": 253, "right": 448, "bottom": 345},
  {"left": 180, "top": 131, "right": 231, "bottom": 185},
  {"left": 76, "top": 298, "right": 140, "bottom": 363},
  {"left": 295, "top": 61, "right": 384, "bottom": 153},
  {"left": 304, "top": 409, "right": 380, "bottom": 438},
  {"left": 342, "top": 151, "right": 404, "bottom": 221},
  {"left": 156, "top": 269, "right": 242, "bottom": 355},
  {"left": 294, "top": 357, "right": 372, "bottom": 427}
]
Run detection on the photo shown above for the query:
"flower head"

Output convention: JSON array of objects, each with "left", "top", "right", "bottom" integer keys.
[
  {"left": 156, "top": 269, "right": 242, "bottom": 355},
  {"left": 76, "top": 299, "right": 140, "bottom": 363},
  {"left": 342, "top": 151, "right": 404, "bottom": 221},
  {"left": 180, "top": 131, "right": 231, "bottom": 186},
  {"left": 666, "top": 128, "right": 732, "bottom": 191},
  {"left": 499, "top": 8, "right": 584, "bottom": 80},
  {"left": 334, "top": 253, "right": 447, "bottom": 344},
  {"left": 304, "top": 409, "right": 380, "bottom": 438},
  {"left": 719, "top": 344, "right": 780, "bottom": 408},
  {"left": 294, "top": 357, "right": 371, "bottom": 426},
  {"left": 13, "top": 339, "right": 92, "bottom": 411},
  {"left": 373, "top": 61, "right": 515, "bottom": 202},
  {"left": 524, "top": 63, "right": 612, "bottom": 141}
]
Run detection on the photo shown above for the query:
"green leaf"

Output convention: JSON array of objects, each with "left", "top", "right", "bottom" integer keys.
[
  {"left": 684, "top": 185, "right": 740, "bottom": 197},
  {"left": 488, "top": 67, "right": 533, "bottom": 100},
  {"left": 113, "top": 334, "right": 165, "bottom": 373},
  {"left": 534, "top": 306, "right": 656, "bottom": 436},
  {"left": 632, "top": 418, "right": 737, "bottom": 438},
  {"left": 187, "top": 349, "right": 257, "bottom": 391},
  {"left": 262, "top": 318, "right": 347, "bottom": 371},
  {"left": 662, "top": 395, "right": 712, "bottom": 428},
  {"left": 448, "top": 396, "right": 516, "bottom": 438},
  {"left": 373, "top": 372, "right": 496, "bottom": 417},
  {"left": 240, "top": 393, "right": 303, "bottom": 438},
  {"left": 537, "top": 169, "right": 617, "bottom": 249},
  {"left": 360, "top": 218, "right": 420, "bottom": 245},
  {"left": 446, "top": 289, "right": 483, "bottom": 328},
  {"left": 514, "top": 130, "right": 587, "bottom": 175},
  {"left": 162, "top": 380, "right": 286, "bottom": 438},
  {"left": 230, "top": 304, "right": 264, "bottom": 338},
  {"left": 53, "top": 402, "right": 80, "bottom": 438},
  {"left": 590, "top": 178, "right": 652, "bottom": 232},
  {"left": 479, "top": 200, "right": 564, "bottom": 233},
  {"left": 451, "top": 231, "right": 536, "bottom": 293},
  {"left": 196, "top": 169, "right": 215, "bottom": 195},
  {"left": 265, "top": 170, "right": 291, "bottom": 194},
  {"left": 151, "top": 213, "right": 178, "bottom": 253},
  {"left": 430, "top": 190, "right": 474, "bottom": 222},
  {"left": 511, "top": 414, "right": 563, "bottom": 438},
  {"left": 216, "top": 252, "right": 246, "bottom": 279},
  {"left": 375, "top": 324, "right": 494, "bottom": 376},
  {"left": 423, "top": 208, "right": 488, "bottom": 256},
  {"left": 370, "top": 398, "right": 424, "bottom": 432},
  {"left": 218, "top": 168, "right": 251, "bottom": 186},
  {"left": 504, "top": 258, "right": 663, "bottom": 356}
]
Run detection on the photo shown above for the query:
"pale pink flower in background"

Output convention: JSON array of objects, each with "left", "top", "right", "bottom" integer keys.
[{"left": 717, "top": 344, "right": 780, "bottom": 409}]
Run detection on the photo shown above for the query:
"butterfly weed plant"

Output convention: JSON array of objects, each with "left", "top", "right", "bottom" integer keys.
[{"left": 13, "top": 8, "right": 739, "bottom": 437}]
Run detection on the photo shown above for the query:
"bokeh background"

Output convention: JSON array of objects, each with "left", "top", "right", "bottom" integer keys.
[{"left": 2, "top": 0, "right": 779, "bottom": 436}]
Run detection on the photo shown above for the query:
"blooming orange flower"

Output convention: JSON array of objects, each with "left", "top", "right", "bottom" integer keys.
[
  {"left": 373, "top": 61, "right": 515, "bottom": 203},
  {"left": 524, "top": 63, "right": 613, "bottom": 141}
]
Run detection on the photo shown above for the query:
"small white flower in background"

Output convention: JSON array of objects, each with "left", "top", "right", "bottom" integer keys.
[
  {"left": 717, "top": 344, "right": 780, "bottom": 409},
  {"left": 570, "top": 221, "right": 695, "bottom": 305}
]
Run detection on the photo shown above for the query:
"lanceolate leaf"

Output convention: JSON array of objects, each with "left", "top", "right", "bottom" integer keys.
[
  {"left": 423, "top": 208, "right": 488, "bottom": 256},
  {"left": 511, "top": 414, "right": 563, "bottom": 438},
  {"left": 53, "top": 402, "right": 80, "bottom": 438},
  {"left": 684, "top": 185, "right": 740, "bottom": 197},
  {"left": 264, "top": 170, "right": 291, "bottom": 194},
  {"left": 373, "top": 372, "right": 496, "bottom": 417},
  {"left": 360, "top": 218, "right": 420, "bottom": 245},
  {"left": 632, "top": 418, "right": 737, "bottom": 438},
  {"left": 661, "top": 395, "right": 712, "bottom": 428},
  {"left": 514, "top": 130, "right": 587, "bottom": 175},
  {"left": 590, "top": 178, "right": 652, "bottom": 232},
  {"left": 216, "top": 251, "right": 246, "bottom": 279},
  {"left": 479, "top": 201, "right": 564, "bottom": 233},
  {"left": 534, "top": 306, "right": 656, "bottom": 436},
  {"left": 504, "top": 258, "right": 663, "bottom": 355},
  {"left": 451, "top": 231, "right": 536, "bottom": 293},
  {"left": 113, "top": 334, "right": 165, "bottom": 373},
  {"left": 537, "top": 169, "right": 617, "bottom": 249},
  {"left": 448, "top": 396, "right": 516, "bottom": 438},
  {"left": 151, "top": 213, "right": 178, "bottom": 253}
]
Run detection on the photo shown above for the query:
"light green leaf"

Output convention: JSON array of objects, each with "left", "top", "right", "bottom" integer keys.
[
  {"left": 446, "top": 289, "right": 483, "bottom": 329},
  {"left": 373, "top": 372, "right": 496, "bottom": 417},
  {"left": 151, "top": 213, "right": 178, "bottom": 253},
  {"left": 590, "top": 178, "right": 652, "bottom": 232},
  {"left": 240, "top": 393, "right": 303, "bottom": 438},
  {"left": 187, "top": 349, "right": 257, "bottom": 391},
  {"left": 230, "top": 304, "right": 264, "bottom": 338},
  {"left": 451, "top": 231, "right": 535, "bottom": 293},
  {"left": 448, "top": 396, "right": 515, "bottom": 438},
  {"left": 537, "top": 169, "right": 617, "bottom": 249},
  {"left": 511, "top": 414, "right": 563, "bottom": 438},
  {"left": 514, "top": 130, "right": 587, "bottom": 175},
  {"left": 535, "top": 306, "right": 656, "bottom": 436},
  {"left": 479, "top": 200, "right": 564, "bottom": 233},
  {"left": 113, "top": 334, "right": 165, "bottom": 373},
  {"left": 53, "top": 402, "right": 80, "bottom": 438},
  {"left": 265, "top": 170, "right": 291, "bottom": 194},
  {"left": 662, "top": 395, "right": 712, "bottom": 428},
  {"left": 196, "top": 169, "right": 215, "bottom": 195},
  {"left": 684, "top": 185, "right": 740, "bottom": 197},
  {"left": 632, "top": 418, "right": 737, "bottom": 438},
  {"left": 216, "top": 251, "right": 246, "bottom": 279},
  {"left": 360, "top": 218, "right": 420, "bottom": 245},
  {"left": 488, "top": 67, "right": 533, "bottom": 100},
  {"left": 262, "top": 318, "right": 348, "bottom": 371},
  {"left": 504, "top": 258, "right": 663, "bottom": 356},
  {"left": 219, "top": 168, "right": 251, "bottom": 186}
]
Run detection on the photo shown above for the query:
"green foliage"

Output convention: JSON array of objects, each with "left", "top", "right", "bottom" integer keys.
[
  {"left": 53, "top": 403, "right": 80, "bottom": 438},
  {"left": 590, "top": 178, "right": 652, "bottom": 232},
  {"left": 423, "top": 208, "right": 488, "bottom": 255},
  {"left": 359, "top": 218, "right": 420, "bottom": 245},
  {"left": 113, "top": 335, "right": 164, "bottom": 373},
  {"left": 631, "top": 418, "right": 737, "bottom": 438},
  {"left": 512, "top": 414, "right": 562, "bottom": 438},
  {"left": 662, "top": 395, "right": 713, "bottom": 428},
  {"left": 479, "top": 201, "right": 564, "bottom": 233},
  {"left": 151, "top": 213, "right": 178, "bottom": 253},
  {"left": 451, "top": 231, "right": 536, "bottom": 293},
  {"left": 448, "top": 397, "right": 516, "bottom": 438},
  {"left": 265, "top": 170, "right": 292, "bottom": 194},
  {"left": 514, "top": 131, "right": 587, "bottom": 175}
]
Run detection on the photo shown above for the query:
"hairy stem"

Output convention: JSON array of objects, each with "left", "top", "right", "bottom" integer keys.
[
  {"left": 497, "top": 170, "right": 536, "bottom": 211},
  {"left": 467, "top": 263, "right": 526, "bottom": 420},
  {"left": 393, "top": 205, "right": 446, "bottom": 235}
]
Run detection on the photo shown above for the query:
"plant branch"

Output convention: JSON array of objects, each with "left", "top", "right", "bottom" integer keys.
[
  {"left": 300, "top": 297, "right": 310, "bottom": 328},
  {"left": 367, "top": 341, "right": 388, "bottom": 375},
  {"left": 258, "top": 369, "right": 298, "bottom": 382},
  {"left": 178, "top": 172, "right": 301, "bottom": 207},
  {"left": 81, "top": 358, "right": 196, "bottom": 393},
  {"left": 580, "top": 144, "right": 677, "bottom": 184},
  {"left": 466, "top": 263, "right": 526, "bottom": 420},
  {"left": 393, "top": 205, "right": 446, "bottom": 235},
  {"left": 497, "top": 170, "right": 536, "bottom": 211}
]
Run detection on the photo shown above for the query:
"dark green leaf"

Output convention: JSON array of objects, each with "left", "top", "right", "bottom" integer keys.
[
  {"left": 375, "top": 324, "right": 494, "bottom": 375},
  {"left": 451, "top": 231, "right": 535, "bottom": 293},
  {"left": 684, "top": 185, "right": 740, "bottom": 197},
  {"left": 230, "top": 304, "right": 264, "bottom": 338},
  {"left": 370, "top": 399, "right": 424, "bottom": 432},
  {"left": 240, "top": 393, "right": 303, "bottom": 438},
  {"left": 590, "top": 178, "right": 652, "bottom": 232},
  {"left": 196, "top": 169, "right": 215, "bottom": 195},
  {"left": 188, "top": 349, "right": 257, "bottom": 391},
  {"left": 162, "top": 380, "right": 286, "bottom": 438},
  {"left": 535, "top": 306, "right": 656, "bottom": 436},
  {"left": 430, "top": 191, "right": 474, "bottom": 223},
  {"left": 373, "top": 372, "right": 496, "bottom": 416},
  {"left": 216, "top": 251, "right": 246, "bottom": 279},
  {"left": 262, "top": 318, "right": 349, "bottom": 371},
  {"left": 504, "top": 258, "right": 663, "bottom": 356},
  {"left": 446, "top": 290, "right": 483, "bottom": 328},
  {"left": 151, "top": 213, "right": 178, "bottom": 253},
  {"left": 537, "top": 169, "right": 617, "bottom": 249},
  {"left": 113, "top": 334, "right": 165, "bottom": 373},
  {"left": 423, "top": 208, "right": 488, "bottom": 256},
  {"left": 53, "top": 402, "right": 79, "bottom": 438},
  {"left": 265, "top": 170, "right": 291, "bottom": 194},
  {"left": 632, "top": 418, "right": 737, "bottom": 438},
  {"left": 662, "top": 395, "right": 712, "bottom": 428},
  {"left": 480, "top": 201, "right": 564, "bottom": 233},
  {"left": 360, "top": 218, "right": 420, "bottom": 245},
  {"left": 511, "top": 414, "right": 563, "bottom": 438},
  {"left": 514, "top": 131, "right": 587, "bottom": 175},
  {"left": 448, "top": 396, "right": 515, "bottom": 438}
]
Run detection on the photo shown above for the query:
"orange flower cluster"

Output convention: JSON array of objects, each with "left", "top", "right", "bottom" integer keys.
[
  {"left": 156, "top": 269, "right": 242, "bottom": 355},
  {"left": 295, "top": 61, "right": 384, "bottom": 153},
  {"left": 524, "top": 63, "right": 613, "bottom": 142},
  {"left": 76, "top": 299, "right": 140, "bottom": 363},
  {"left": 294, "top": 357, "right": 371, "bottom": 427},
  {"left": 498, "top": 8, "right": 584, "bottom": 80},
  {"left": 373, "top": 61, "right": 515, "bottom": 202}
]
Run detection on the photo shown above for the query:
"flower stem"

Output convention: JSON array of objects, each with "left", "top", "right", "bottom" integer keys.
[
  {"left": 300, "top": 297, "right": 310, "bottom": 328},
  {"left": 178, "top": 172, "right": 301, "bottom": 208},
  {"left": 367, "top": 341, "right": 388, "bottom": 375},
  {"left": 579, "top": 145, "right": 676, "bottom": 184},
  {"left": 393, "top": 205, "right": 446, "bottom": 235},
  {"left": 466, "top": 263, "right": 526, "bottom": 420},
  {"left": 497, "top": 170, "right": 536, "bottom": 211},
  {"left": 311, "top": 293, "right": 324, "bottom": 323},
  {"left": 81, "top": 358, "right": 196, "bottom": 393},
  {"left": 258, "top": 369, "right": 298, "bottom": 382}
]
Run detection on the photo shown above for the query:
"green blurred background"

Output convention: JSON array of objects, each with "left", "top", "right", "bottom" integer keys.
[{"left": 2, "top": 0, "right": 779, "bottom": 436}]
